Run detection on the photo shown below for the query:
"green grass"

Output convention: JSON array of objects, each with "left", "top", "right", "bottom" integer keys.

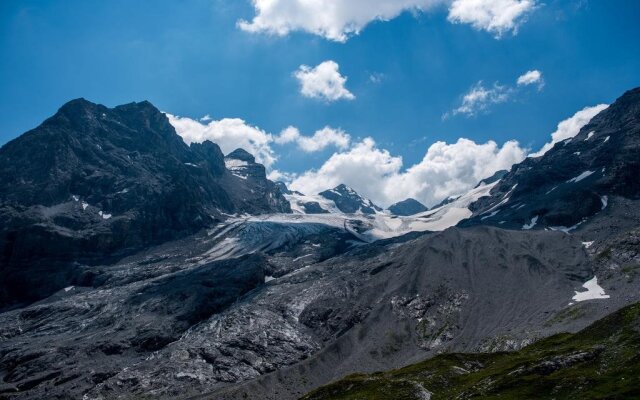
[{"left": 302, "top": 303, "right": 640, "bottom": 400}]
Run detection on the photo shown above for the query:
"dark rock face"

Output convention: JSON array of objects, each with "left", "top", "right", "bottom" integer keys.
[
  {"left": 222, "top": 149, "right": 291, "bottom": 215},
  {"left": 464, "top": 87, "right": 640, "bottom": 230},
  {"left": 319, "top": 184, "right": 382, "bottom": 214},
  {"left": 302, "top": 201, "right": 330, "bottom": 214},
  {"left": 388, "top": 198, "right": 428, "bottom": 216},
  {"left": 475, "top": 169, "right": 507, "bottom": 188},
  {"left": 0, "top": 99, "right": 289, "bottom": 308}
]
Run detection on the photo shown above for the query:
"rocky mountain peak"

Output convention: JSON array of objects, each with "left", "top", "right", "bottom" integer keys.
[
  {"left": 0, "top": 98, "right": 290, "bottom": 308},
  {"left": 226, "top": 148, "right": 256, "bottom": 163},
  {"left": 388, "top": 198, "right": 428, "bottom": 216},
  {"left": 319, "top": 184, "right": 382, "bottom": 214},
  {"left": 464, "top": 86, "right": 640, "bottom": 230}
]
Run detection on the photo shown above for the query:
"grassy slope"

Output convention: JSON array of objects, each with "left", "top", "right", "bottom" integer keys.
[{"left": 302, "top": 303, "right": 640, "bottom": 400}]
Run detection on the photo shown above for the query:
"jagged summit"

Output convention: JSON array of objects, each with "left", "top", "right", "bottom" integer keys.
[
  {"left": 226, "top": 148, "right": 256, "bottom": 163},
  {"left": 319, "top": 184, "right": 383, "bottom": 214}
]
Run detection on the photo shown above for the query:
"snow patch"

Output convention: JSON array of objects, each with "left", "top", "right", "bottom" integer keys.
[
  {"left": 225, "top": 159, "right": 249, "bottom": 169},
  {"left": 265, "top": 275, "right": 275, "bottom": 283},
  {"left": 98, "top": 211, "right": 112, "bottom": 220},
  {"left": 572, "top": 276, "right": 610, "bottom": 302},
  {"left": 567, "top": 170, "right": 594, "bottom": 183},
  {"left": 600, "top": 195, "right": 608, "bottom": 210},
  {"left": 604, "top": 136, "right": 610, "bottom": 142},
  {"left": 522, "top": 216, "right": 538, "bottom": 230},
  {"left": 582, "top": 241, "right": 594, "bottom": 248},
  {"left": 64, "top": 286, "right": 74, "bottom": 292},
  {"left": 481, "top": 210, "right": 499, "bottom": 220},
  {"left": 72, "top": 195, "right": 79, "bottom": 202},
  {"left": 81, "top": 202, "right": 88, "bottom": 210},
  {"left": 585, "top": 131, "right": 594, "bottom": 140}
]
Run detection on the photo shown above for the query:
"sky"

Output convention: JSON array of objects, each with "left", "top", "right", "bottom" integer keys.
[{"left": 1, "top": 0, "right": 639, "bottom": 207}]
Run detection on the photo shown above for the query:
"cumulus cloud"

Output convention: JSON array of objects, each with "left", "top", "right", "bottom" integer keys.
[
  {"left": 294, "top": 61, "right": 355, "bottom": 102},
  {"left": 517, "top": 69, "right": 543, "bottom": 88},
  {"left": 445, "top": 81, "right": 511, "bottom": 118},
  {"left": 238, "top": 0, "right": 444, "bottom": 43},
  {"left": 289, "top": 137, "right": 526, "bottom": 207},
  {"left": 167, "top": 114, "right": 352, "bottom": 169},
  {"left": 239, "top": 0, "right": 536, "bottom": 42},
  {"left": 448, "top": 0, "right": 537, "bottom": 37},
  {"left": 275, "top": 126, "right": 351, "bottom": 152},
  {"left": 530, "top": 104, "right": 609, "bottom": 157},
  {"left": 166, "top": 114, "right": 277, "bottom": 167}
]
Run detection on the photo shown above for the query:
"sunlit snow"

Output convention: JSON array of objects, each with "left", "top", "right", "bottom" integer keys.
[{"left": 572, "top": 276, "right": 610, "bottom": 302}]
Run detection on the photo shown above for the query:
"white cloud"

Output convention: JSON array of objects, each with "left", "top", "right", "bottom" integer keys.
[
  {"left": 238, "top": 0, "right": 444, "bottom": 43},
  {"left": 166, "top": 114, "right": 277, "bottom": 168},
  {"left": 446, "top": 69, "right": 545, "bottom": 118},
  {"left": 294, "top": 60, "right": 355, "bottom": 101},
  {"left": 448, "top": 0, "right": 537, "bottom": 37},
  {"left": 289, "top": 137, "right": 526, "bottom": 207},
  {"left": 517, "top": 69, "right": 543, "bottom": 88},
  {"left": 239, "top": 0, "right": 537, "bottom": 42},
  {"left": 167, "top": 114, "right": 352, "bottom": 170},
  {"left": 530, "top": 104, "right": 609, "bottom": 157},
  {"left": 276, "top": 126, "right": 351, "bottom": 152},
  {"left": 200, "top": 114, "right": 212, "bottom": 122},
  {"left": 446, "top": 81, "right": 511, "bottom": 118}
]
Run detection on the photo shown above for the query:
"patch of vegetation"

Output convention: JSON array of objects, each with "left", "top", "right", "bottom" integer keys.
[
  {"left": 596, "top": 247, "right": 612, "bottom": 260},
  {"left": 302, "top": 303, "right": 640, "bottom": 400},
  {"left": 544, "top": 305, "right": 586, "bottom": 327},
  {"left": 622, "top": 263, "right": 640, "bottom": 282}
]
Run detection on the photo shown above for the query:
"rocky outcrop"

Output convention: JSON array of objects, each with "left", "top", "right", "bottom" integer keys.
[{"left": 388, "top": 198, "right": 428, "bottom": 216}]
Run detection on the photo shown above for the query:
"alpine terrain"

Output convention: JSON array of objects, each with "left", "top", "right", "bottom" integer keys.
[{"left": 0, "top": 87, "right": 639, "bottom": 400}]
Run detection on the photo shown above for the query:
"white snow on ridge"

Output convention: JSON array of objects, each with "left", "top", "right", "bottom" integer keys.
[
  {"left": 284, "top": 192, "right": 341, "bottom": 214},
  {"left": 572, "top": 276, "right": 610, "bottom": 302},
  {"left": 245, "top": 181, "right": 498, "bottom": 242},
  {"left": 567, "top": 170, "right": 594, "bottom": 183},
  {"left": 224, "top": 159, "right": 249, "bottom": 169}
]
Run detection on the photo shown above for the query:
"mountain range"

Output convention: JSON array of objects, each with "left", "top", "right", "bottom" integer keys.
[{"left": 0, "top": 88, "right": 638, "bottom": 399}]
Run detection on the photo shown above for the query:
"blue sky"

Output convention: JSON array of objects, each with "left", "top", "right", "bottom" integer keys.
[{"left": 1, "top": 0, "right": 639, "bottom": 206}]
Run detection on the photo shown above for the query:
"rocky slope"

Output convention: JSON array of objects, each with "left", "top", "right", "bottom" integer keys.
[
  {"left": 0, "top": 99, "right": 289, "bottom": 309},
  {"left": 302, "top": 301, "right": 640, "bottom": 400}
]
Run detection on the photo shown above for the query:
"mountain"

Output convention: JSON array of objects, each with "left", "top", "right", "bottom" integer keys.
[
  {"left": 1, "top": 88, "right": 639, "bottom": 400},
  {"left": 0, "top": 98, "right": 289, "bottom": 308},
  {"left": 303, "top": 301, "right": 640, "bottom": 400},
  {"left": 318, "top": 184, "right": 383, "bottom": 214},
  {"left": 387, "top": 198, "right": 428, "bottom": 216},
  {"left": 463, "top": 88, "right": 640, "bottom": 231}
]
